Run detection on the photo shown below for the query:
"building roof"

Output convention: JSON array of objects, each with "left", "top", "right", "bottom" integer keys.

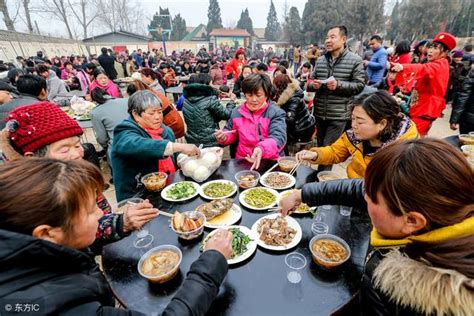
[
  {"left": 82, "top": 30, "right": 151, "bottom": 42},
  {"left": 182, "top": 24, "right": 207, "bottom": 41},
  {"left": 253, "top": 28, "right": 265, "bottom": 39},
  {"left": 209, "top": 28, "right": 251, "bottom": 37}
]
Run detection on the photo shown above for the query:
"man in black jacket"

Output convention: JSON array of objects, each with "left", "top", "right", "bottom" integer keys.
[
  {"left": 309, "top": 25, "right": 365, "bottom": 171},
  {"left": 98, "top": 47, "right": 117, "bottom": 80},
  {"left": 450, "top": 68, "right": 474, "bottom": 134}
]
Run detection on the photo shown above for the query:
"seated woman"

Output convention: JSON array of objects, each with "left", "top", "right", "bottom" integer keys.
[
  {"left": 182, "top": 73, "right": 236, "bottom": 147},
  {"left": 112, "top": 90, "right": 200, "bottom": 201},
  {"left": 215, "top": 74, "right": 287, "bottom": 170},
  {"left": 0, "top": 158, "right": 233, "bottom": 315},
  {"left": 272, "top": 74, "right": 315, "bottom": 146},
  {"left": 1, "top": 102, "right": 155, "bottom": 244},
  {"left": 295, "top": 91, "right": 418, "bottom": 178},
  {"left": 280, "top": 138, "right": 474, "bottom": 315},
  {"left": 127, "top": 80, "right": 185, "bottom": 138},
  {"left": 140, "top": 68, "right": 165, "bottom": 94},
  {"left": 89, "top": 69, "right": 120, "bottom": 98}
]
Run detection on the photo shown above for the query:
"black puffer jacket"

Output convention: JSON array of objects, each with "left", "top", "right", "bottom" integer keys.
[
  {"left": 0, "top": 229, "right": 228, "bottom": 315},
  {"left": 276, "top": 79, "right": 315, "bottom": 143},
  {"left": 310, "top": 47, "right": 366, "bottom": 121},
  {"left": 182, "top": 83, "right": 236, "bottom": 147},
  {"left": 301, "top": 179, "right": 474, "bottom": 316},
  {"left": 450, "top": 69, "right": 474, "bottom": 126}
]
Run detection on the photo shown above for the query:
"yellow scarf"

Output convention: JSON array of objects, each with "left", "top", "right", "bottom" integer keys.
[{"left": 371, "top": 216, "right": 474, "bottom": 248}]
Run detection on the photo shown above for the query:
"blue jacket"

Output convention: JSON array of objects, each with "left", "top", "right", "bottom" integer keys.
[
  {"left": 111, "top": 117, "right": 176, "bottom": 201},
  {"left": 367, "top": 47, "right": 388, "bottom": 85}
]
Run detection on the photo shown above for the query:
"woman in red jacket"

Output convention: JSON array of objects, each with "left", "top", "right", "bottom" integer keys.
[
  {"left": 391, "top": 33, "right": 456, "bottom": 136},
  {"left": 388, "top": 40, "right": 413, "bottom": 94},
  {"left": 225, "top": 48, "right": 247, "bottom": 80}
]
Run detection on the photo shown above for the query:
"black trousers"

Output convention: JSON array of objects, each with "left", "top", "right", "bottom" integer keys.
[
  {"left": 460, "top": 120, "right": 474, "bottom": 134},
  {"left": 315, "top": 118, "right": 351, "bottom": 171}
]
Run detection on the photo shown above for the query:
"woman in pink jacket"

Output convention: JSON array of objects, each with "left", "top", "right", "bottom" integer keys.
[
  {"left": 89, "top": 69, "right": 120, "bottom": 98},
  {"left": 215, "top": 74, "right": 287, "bottom": 170}
]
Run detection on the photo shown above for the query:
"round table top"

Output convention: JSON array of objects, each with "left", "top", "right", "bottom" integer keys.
[{"left": 102, "top": 159, "right": 372, "bottom": 315}]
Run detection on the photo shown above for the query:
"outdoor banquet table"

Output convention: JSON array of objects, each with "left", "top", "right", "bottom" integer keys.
[{"left": 102, "top": 159, "right": 372, "bottom": 315}]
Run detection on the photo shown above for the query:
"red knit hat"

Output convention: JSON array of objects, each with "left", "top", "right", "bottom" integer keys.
[
  {"left": 5, "top": 101, "right": 83, "bottom": 153},
  {"left": 432, "top": 32, "right": 456, "bottom": 51},
  {"left": 235, "top": 48, "right": 245, "bottom": 58}
]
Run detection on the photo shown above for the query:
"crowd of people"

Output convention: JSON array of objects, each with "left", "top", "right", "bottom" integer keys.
[{"left": 0, "top": 23, "right": 473, "bottom": 315}]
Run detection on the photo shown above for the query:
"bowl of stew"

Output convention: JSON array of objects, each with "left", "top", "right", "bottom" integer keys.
[
  {"left": 309, "top": 234, "right": 351, "bottom": 268},
  {"left": 138, "top": 245, "right": 182, "bottom": 283},
  {"left": 278, "top": 156, "right": 298, "bottom": 173}
]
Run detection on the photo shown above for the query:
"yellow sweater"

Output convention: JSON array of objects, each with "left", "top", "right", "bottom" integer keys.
[{"left": 310, "top": 119, "right": 419, "bottom": 178}]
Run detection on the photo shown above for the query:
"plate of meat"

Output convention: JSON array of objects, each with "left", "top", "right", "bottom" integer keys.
[
  {"left": 251, "top": 213, "right": 302, "bottom": 251},
  {"left": 195, "top": 198, "right": 242, "bottom": 229},
  {"left": 260, "top": 172, "right": 296, "bottom": 190}
]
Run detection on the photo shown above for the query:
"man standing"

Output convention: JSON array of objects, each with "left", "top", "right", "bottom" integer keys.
[
  {"left": 364, "top": 35, "right": 388, "bottom": 86},
  {"left": 98, "top": 47, "right": 117, "bottom": 80},
  {"left": 293, "top": 45, "right": 302, "bottom": 76},
  {"left": 306, "top": 44, "right": 320, "bottom": 68},
  {"left": 309, "top": 25, "right": 365, "bottom": 170},
  {"left": 287, "top": 45, "right": 294, "bottom": 68}
]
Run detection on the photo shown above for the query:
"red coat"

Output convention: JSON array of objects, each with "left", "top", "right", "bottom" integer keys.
[
  {"left": 399, "top": 58, "right": 450, "bottom": 119},
  {"left": 225, "top": 58, "right": 247, "bottom": 80},
  {"left": 389, "top": 53, "right": 413, "bottom": 93}
]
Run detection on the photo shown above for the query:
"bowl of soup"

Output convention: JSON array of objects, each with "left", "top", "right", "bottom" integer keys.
[
  {"left": 278, "top": 156, "right": 298, "bottom": 173},
  {"left": 138, "top": 245, "right": 182, "bottom": 283},
  {"left": 317, "top": 171, "right": 341, "bottom": 182},
  {"left": 141, "top": 172, "right": 168, "bottom": 192},
  {"left": 235, "top": 170, "right": 260, "bottom": 189},
  {"left": 309, "top": 234, "right": 351, "bottom": 268}
]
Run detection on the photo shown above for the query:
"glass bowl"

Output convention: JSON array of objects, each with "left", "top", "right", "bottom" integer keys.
[{"left": 235, "top": 170, "right": 260, "bottom": 189}]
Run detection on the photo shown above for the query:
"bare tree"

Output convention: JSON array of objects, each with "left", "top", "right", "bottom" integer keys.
[
  {"left": 94, "top": 0, "right": 143, "bottom": 34},
  {"left": 67, "top": 0, "right": 98, "bottom": 38},
  {"left": 23, "top": 0, "right": 34, "bottom": 32},
  {"left": 38, "top": 0, "right": 74, "bottom": 39},
  {"left": 0, "top": 0, "right": 16, "bottom": 31}
]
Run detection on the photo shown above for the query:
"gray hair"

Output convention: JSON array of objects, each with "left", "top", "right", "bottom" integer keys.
[{"left": 127, "top": 90, "right": 162, "bottom": 116}]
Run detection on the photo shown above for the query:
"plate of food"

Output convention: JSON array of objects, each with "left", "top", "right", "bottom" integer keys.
[
  {"left": 161, "top": 181, "right": 200, "bottom": 202},
  {"left": 196, "top": 198, "right": 242, "bottom": 228},
  {"left": 239, "top": 187, "right": 279, "bottom": 210},
  {"left": 260, "top": 172, "right": 296, "bottom": 190},
  {"left": 202, "top": 226, "right": 257, "bottom": 265},
  {"left": 200, "top": 180, "right": 237, "bottom": 200},
  {"left": 279, "top": 190, "right": 316, "bottom": 215},
  {"left": 251, "top": 213, "right": 302, "bottom": 251}
]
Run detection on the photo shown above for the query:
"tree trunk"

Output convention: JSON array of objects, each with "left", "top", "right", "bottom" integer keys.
[
  {"left": 0, "top": 0, "right": 16, "bottom": 31},
  {"left": 23, "top": 0, "right": 34, "bottom": 33},
  {"left": 57, "top": 0, "right": 74, "bottom": 39},
  {"left": 81, "top": 0, "right": 87, "bottom": 38}
]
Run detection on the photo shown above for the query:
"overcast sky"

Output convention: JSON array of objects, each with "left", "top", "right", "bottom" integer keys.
[{"left": 1, "top": 0, "right": 396, "bottom": 39}]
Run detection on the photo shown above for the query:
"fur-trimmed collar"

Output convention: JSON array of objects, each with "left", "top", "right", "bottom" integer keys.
[
  {"left": 276, "top": 79, "right": 301, "bottom": 106},
  {"left": 0, "top": 129, "right": 23, "bottom": 161},
  {"left": 373, "top": 250, "right": 474, "bottom": 316}
]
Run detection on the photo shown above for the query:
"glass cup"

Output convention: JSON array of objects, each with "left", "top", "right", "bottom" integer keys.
[
  {"left": 311, "top": 221, "right": 329, "bottom": 235},
  {"left": 339, "top": 206, "right": 353, "bottom": 216},
  {"left": 285, "top": 252, "right": 307, "bottom": 284}
]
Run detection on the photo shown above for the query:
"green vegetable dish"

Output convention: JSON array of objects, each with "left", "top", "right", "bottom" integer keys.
[
  {"left": 166, "top": 182, "right": 197, "bottom": 200},
  {"left": 229, "top": 228, "right": 252, "bottom": 259},
  {"left": 244, "top": 188, "right": 276, "bottom": 208},
  {"left": 203, "top": 182, "right": 235, "bottom": 198}
]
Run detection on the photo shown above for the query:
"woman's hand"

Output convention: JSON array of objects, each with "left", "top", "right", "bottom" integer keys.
[
  {"left": 214, "top": 129, "right": 228, "bottom": 143},
  {"left": 204, "top": 228, "right": 233, "bottom": 259},
  {"left": 245, "top": 147, "right": 263, "bottom": 170},
  {"left": 174, "top": 143, "right": 201, "bottom": 157},
  {"left": 122, "top": 199, "right": 159, "bottom": 232},
  {"left": 391, "top": 63, "right": 403, "bottom": 72},
  {"left": 279, "top": 189, "right": 302, "bottom": 217},
  {"left": 295, "top": 150, "right": 317, "bottom": 164},
  {"left": 450, "top": 123, "right": 459, "bottom": 130}
]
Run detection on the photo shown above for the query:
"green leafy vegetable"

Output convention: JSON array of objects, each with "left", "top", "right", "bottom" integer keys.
[
  {"left": 203, "top": 182, "right": 235, "bottom": 198},
  {"left": 166, "top": 182, "right": 197, "bottom": 200},
  {"left": 244, "top": 188, "right": 276, "bottom": 208},
  {"left": 229, "top": 228, "right": 252, "bottom": 258}
]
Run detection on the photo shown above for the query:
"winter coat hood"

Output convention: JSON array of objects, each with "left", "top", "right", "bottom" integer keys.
[
  {"left": 276, "top": 79, "right": 304, "bottom": 106},
  {"left": 183, "top": 83, "right": 216, "bottom": 102}
]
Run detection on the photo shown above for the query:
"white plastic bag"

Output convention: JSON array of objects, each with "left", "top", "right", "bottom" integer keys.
[{"left": 177, "top": 147, "right": 224, "bottom": 182}]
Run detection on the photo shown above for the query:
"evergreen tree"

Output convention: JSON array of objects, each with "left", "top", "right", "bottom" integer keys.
[
  {"left": 171, "top": 14, "right": 188, "bottom": 41},
  {"left": 283, "top": 7, "right": 303, "bottom": 45},
  {"left": 346, "top": 0, "right": 385, "bottom": 42},
  {"left": 264, "top": 0, "right": 282, "bottom": 41},
  {"left": 301, "top": 0, "right": 317, "bottom": 44},
  {"left": 207, "top": 0, "right": 223, "bottom": 35},
  {"left": 237, "top": 8, "right": 254, "bottom": 35},
  {"left": 448, "top": 0, "right": 473, "bottom": 37},
  {"left": 388, "top": 0, "right": 400, "bottom": 43},
  {"left": 310, "top": 0, "right": 345, "bottom": 44},
  {"left": 148, "top": 7, "right": 172, "bottom": 41}
]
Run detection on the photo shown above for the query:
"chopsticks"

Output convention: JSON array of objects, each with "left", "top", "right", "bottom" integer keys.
[
  {"left": 126, "top": 201, "right": 174, "bottom": 217},
  {"left": 261, "top": 162, "right": 279, "bottom": 177},
  {"left": 289, "top": 162, "right": 301, "bottom": 176}
]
